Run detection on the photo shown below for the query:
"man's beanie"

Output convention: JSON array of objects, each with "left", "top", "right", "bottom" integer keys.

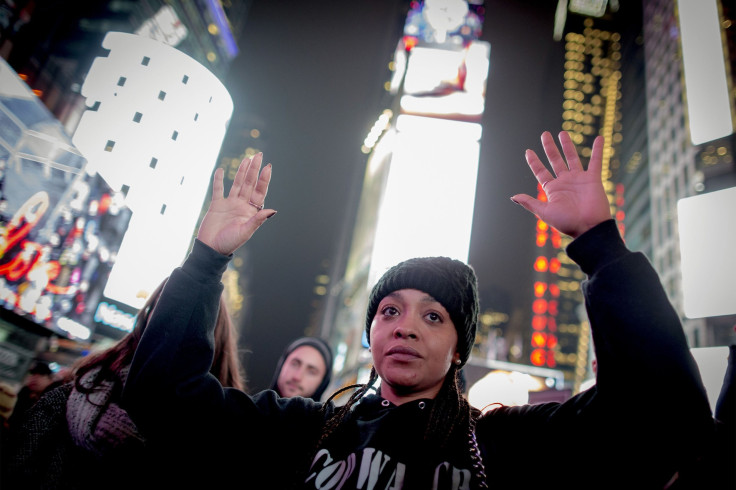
[
  {"left": 270, "top": 337, "right": 334, "bottom": 400},
  {"left": 364, "top": 256, "right": 479, "bottom": 367}
]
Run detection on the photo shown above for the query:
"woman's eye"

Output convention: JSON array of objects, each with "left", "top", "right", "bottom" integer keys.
[
  {"left": 381, "top": 306, "right": 399, "bottom": 316},
  {"left": 426, "top": 312, "right": 442, "bottom": 323}
]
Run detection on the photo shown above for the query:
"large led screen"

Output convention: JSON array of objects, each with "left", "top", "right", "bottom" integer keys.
[{"left": 0, "top": 59, "right": 132, "bottom": 341}]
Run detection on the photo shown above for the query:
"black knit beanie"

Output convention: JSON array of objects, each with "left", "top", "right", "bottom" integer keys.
[{"left": 364, "top": 256, "right": 479, "bottom": 367}]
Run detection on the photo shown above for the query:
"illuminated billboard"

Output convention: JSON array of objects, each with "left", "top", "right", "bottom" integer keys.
[
  {"left": 367, "top": 114, "right": 481, "bottom": 287},
  {"left": 0, "top": 59, "right": 132, "bottom": 341},
  {"left": 73, "top": 32, "right": 233, "bottom": 311},
  {"left": 677, "top": 187, "right": 736, "bottom": 318},
  {"left": 677, "top": 0, "right": 734, "bottom": 144}
]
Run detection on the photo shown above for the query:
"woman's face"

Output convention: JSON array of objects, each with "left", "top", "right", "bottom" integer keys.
[{"left": 369, "top": 289, "right": 459, "bottom": 403}]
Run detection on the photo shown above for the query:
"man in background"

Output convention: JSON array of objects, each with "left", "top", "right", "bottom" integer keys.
[
  {"left": 269, "top": 337, "right": 333, "bottom": 401},
  {"left": 5, "top": 361, "right": 62, "bottom": 431}
]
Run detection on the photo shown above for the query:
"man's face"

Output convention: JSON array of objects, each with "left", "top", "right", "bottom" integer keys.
[
  {"left": 26, "top": 373, "right": 53, "bottom": 394},
  {"left": 277, "top": 345, "right": 327, "bottom": 398}
]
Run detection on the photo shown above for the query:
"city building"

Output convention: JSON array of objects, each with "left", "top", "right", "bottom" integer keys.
[{"left": 640, "top": 0, "right": 735, "bottom": 347}]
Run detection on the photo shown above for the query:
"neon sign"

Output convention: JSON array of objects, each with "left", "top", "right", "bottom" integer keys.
[{"left": 0, "top": 191, "right": 76, "bottom": 311}]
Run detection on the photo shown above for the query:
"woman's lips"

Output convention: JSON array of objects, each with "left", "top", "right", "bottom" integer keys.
[{"left": 386, "top": 345, "right": 421, "bottom": 361}]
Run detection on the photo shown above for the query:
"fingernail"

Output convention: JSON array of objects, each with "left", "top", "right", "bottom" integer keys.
[
  {"left": 266, "top": 210, "right": 277, "bottom": 219},
  {"left": 510, "top": 197, "right": 520, "bottom": 205}
]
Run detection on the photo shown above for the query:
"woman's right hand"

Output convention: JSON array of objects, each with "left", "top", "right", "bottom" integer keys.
[{"left": 196, "top": 153, "right": 275, "bottom": 256}]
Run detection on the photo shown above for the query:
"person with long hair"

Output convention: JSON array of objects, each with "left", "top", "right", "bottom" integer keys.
[
  {"left": 122, "top": 137, "right": 713, "bottom": 489},
  {"left": 4, "top": 278, "right": 244, "bottom": 490}
]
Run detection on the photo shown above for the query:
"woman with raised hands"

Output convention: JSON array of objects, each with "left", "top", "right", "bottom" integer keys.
[{"left": 122, "top": 135, "right": 713, "bottom": 489}]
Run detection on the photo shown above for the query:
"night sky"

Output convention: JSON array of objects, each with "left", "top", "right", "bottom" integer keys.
[{"left": 218, "top": 0, "right": 602, "bottom": 392}]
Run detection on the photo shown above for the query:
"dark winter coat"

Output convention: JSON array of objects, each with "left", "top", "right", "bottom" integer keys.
[{"left": 122, "top": 220, "right": 714, "bottom": 489}]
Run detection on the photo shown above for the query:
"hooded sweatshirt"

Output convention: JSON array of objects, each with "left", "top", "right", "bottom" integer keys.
[
  {"left": 122, "top": 220, "right": 714, "bottom": 489},
  {"left": 269, "top": 336, "right": 334, "bottom": 401}
]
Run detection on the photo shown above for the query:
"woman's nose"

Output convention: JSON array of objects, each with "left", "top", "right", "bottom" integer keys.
[{"left": 393, "top": 320, "right": 418, "bottom": 339}]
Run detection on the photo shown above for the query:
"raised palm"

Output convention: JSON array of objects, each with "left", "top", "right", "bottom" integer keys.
[
  {"left": 512, "top": 131, "right": 611, "bottom": 238},
  {"left": 197, "top": 153, "right": 274, "bottom": 255}
]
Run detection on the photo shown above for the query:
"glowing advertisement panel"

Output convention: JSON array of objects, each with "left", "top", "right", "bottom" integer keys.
[
  {"left": 0, "top": 59, "right": 132, "bottom": 340},
  {"left": 73, "top": 32, "right": 233, "bottom": 311},
  {"left": 677, "top": 0, "right": 734, "bottom": 144},
  {"left": 367, "top": 115, "right": 480, "bottom": 287},
  {"left": 677, "top": 186, "right": 736, "bottom": 318},
  {"left": 400, "top": 41, "right": 490, "bottom": 120}
]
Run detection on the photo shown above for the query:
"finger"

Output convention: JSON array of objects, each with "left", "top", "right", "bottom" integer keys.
[
  {"left": 240, "top": 152, "right": 263, "bottom": 198},
  {"left": 229, "top": 156, "right": 252, "bottom": 197},
  {"left": 541, "top": 131, "right": 568, "bottom": 176},
  {"left": 525, "top": 149, "right": 555, "bottom": 187},
  {"left": 211, "top": 167, "right": 225, "bottom": 201},
  {"left": 510, "top": 194, "right": 546, "bottom": 220},
  {"left": 558, "top": 131, "right": 583, "bottom": 171},
  {"left": 236, "top": 209, "right": 277, "bottom": 245},
  {"left": 587, "top": 135, "right": 604, "bottom": 176},
  {"left": 250, "top": 163, "right": 272, "bottom": 206}
]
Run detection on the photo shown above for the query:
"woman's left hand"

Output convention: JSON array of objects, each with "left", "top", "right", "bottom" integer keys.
[{"left": 511, "top": 131, "right": 611, "bottom": 238}]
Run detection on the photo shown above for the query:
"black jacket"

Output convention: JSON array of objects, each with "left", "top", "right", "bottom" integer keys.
[{"left": 122, "top": 220, "right": 713, "bottom": 489}]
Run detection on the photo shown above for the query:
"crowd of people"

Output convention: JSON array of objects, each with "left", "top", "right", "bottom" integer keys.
[{"left": 0, "top": 132, "right": 732, "bottom": 489}]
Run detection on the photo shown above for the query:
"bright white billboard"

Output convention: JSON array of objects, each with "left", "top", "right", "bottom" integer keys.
[{"left": 677, "top": 186, "right": 736, "bottom": 318}]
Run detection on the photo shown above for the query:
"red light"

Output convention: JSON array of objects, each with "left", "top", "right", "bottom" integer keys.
[
  {"left": 546, "top": 353, "right": 557, "bottom": 367},
  {"left": 536, "top": 233, "right": 547, "bottom": 247},
  {"left": 534, "top": 256, "right": 548, "bottom": 272},
  {"left": 549, "top": 258, "right": 561, "bottom": 273},
  {"left": 547, "top": 318, "right": 557, "bottom": 331},
  {"left": 99, "top": 194, "right": 111, "bottom": 214},
  {"left": 532, "top": 299, "right": 548, "bottom": 314},
  {"left": 403, "top": 35, "right": 418, "bottom": 51},
  {"left": 551, "top": 230, "right": 562, "bottom": 248},
  {"left": 531, "top": 332, "right": 546, "bottom": 347},
  {"left": 616, "top": 210, "right": 625, "bottom": 222},
  {"left": 530, "top": 349, "right": 546, "bottom": 366},
  {"left": 532, "top": 315, "right": 547, "bottom": 330},
  {"left": 546, "top": 334, "right": 558, "bottom": 348},
  {"left": 537, "top": 221, "right": 548, "bottom": 231},
  {"left": 534, "top": 282, "right": 547, "bottom": 297},
  {"left": 548, "top": 300, "right": 558, "bottom": 316},
  {"left": 548, "top": 284, "right": 560, "bottom": 297}
]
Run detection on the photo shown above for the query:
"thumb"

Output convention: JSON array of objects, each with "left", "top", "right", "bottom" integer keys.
[
  {"left": 256, "top": 209, "right": 277, "bottom": 227},
  {"left": 510, "top": 194, "right": 544, "bottom": 219},
  {"left": 241, "top": 209, "right": 277, "bottom": 240}
]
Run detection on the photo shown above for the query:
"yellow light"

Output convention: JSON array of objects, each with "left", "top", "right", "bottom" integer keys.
[
  {"left": 534, "top": 256, "right": 548, "bottom": 272},
  {"left": 316, "top": 274, "right": 330, "bottom": 284},
  {"left": 531, "top": 332, "right": 546, "bottom": 348}
]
